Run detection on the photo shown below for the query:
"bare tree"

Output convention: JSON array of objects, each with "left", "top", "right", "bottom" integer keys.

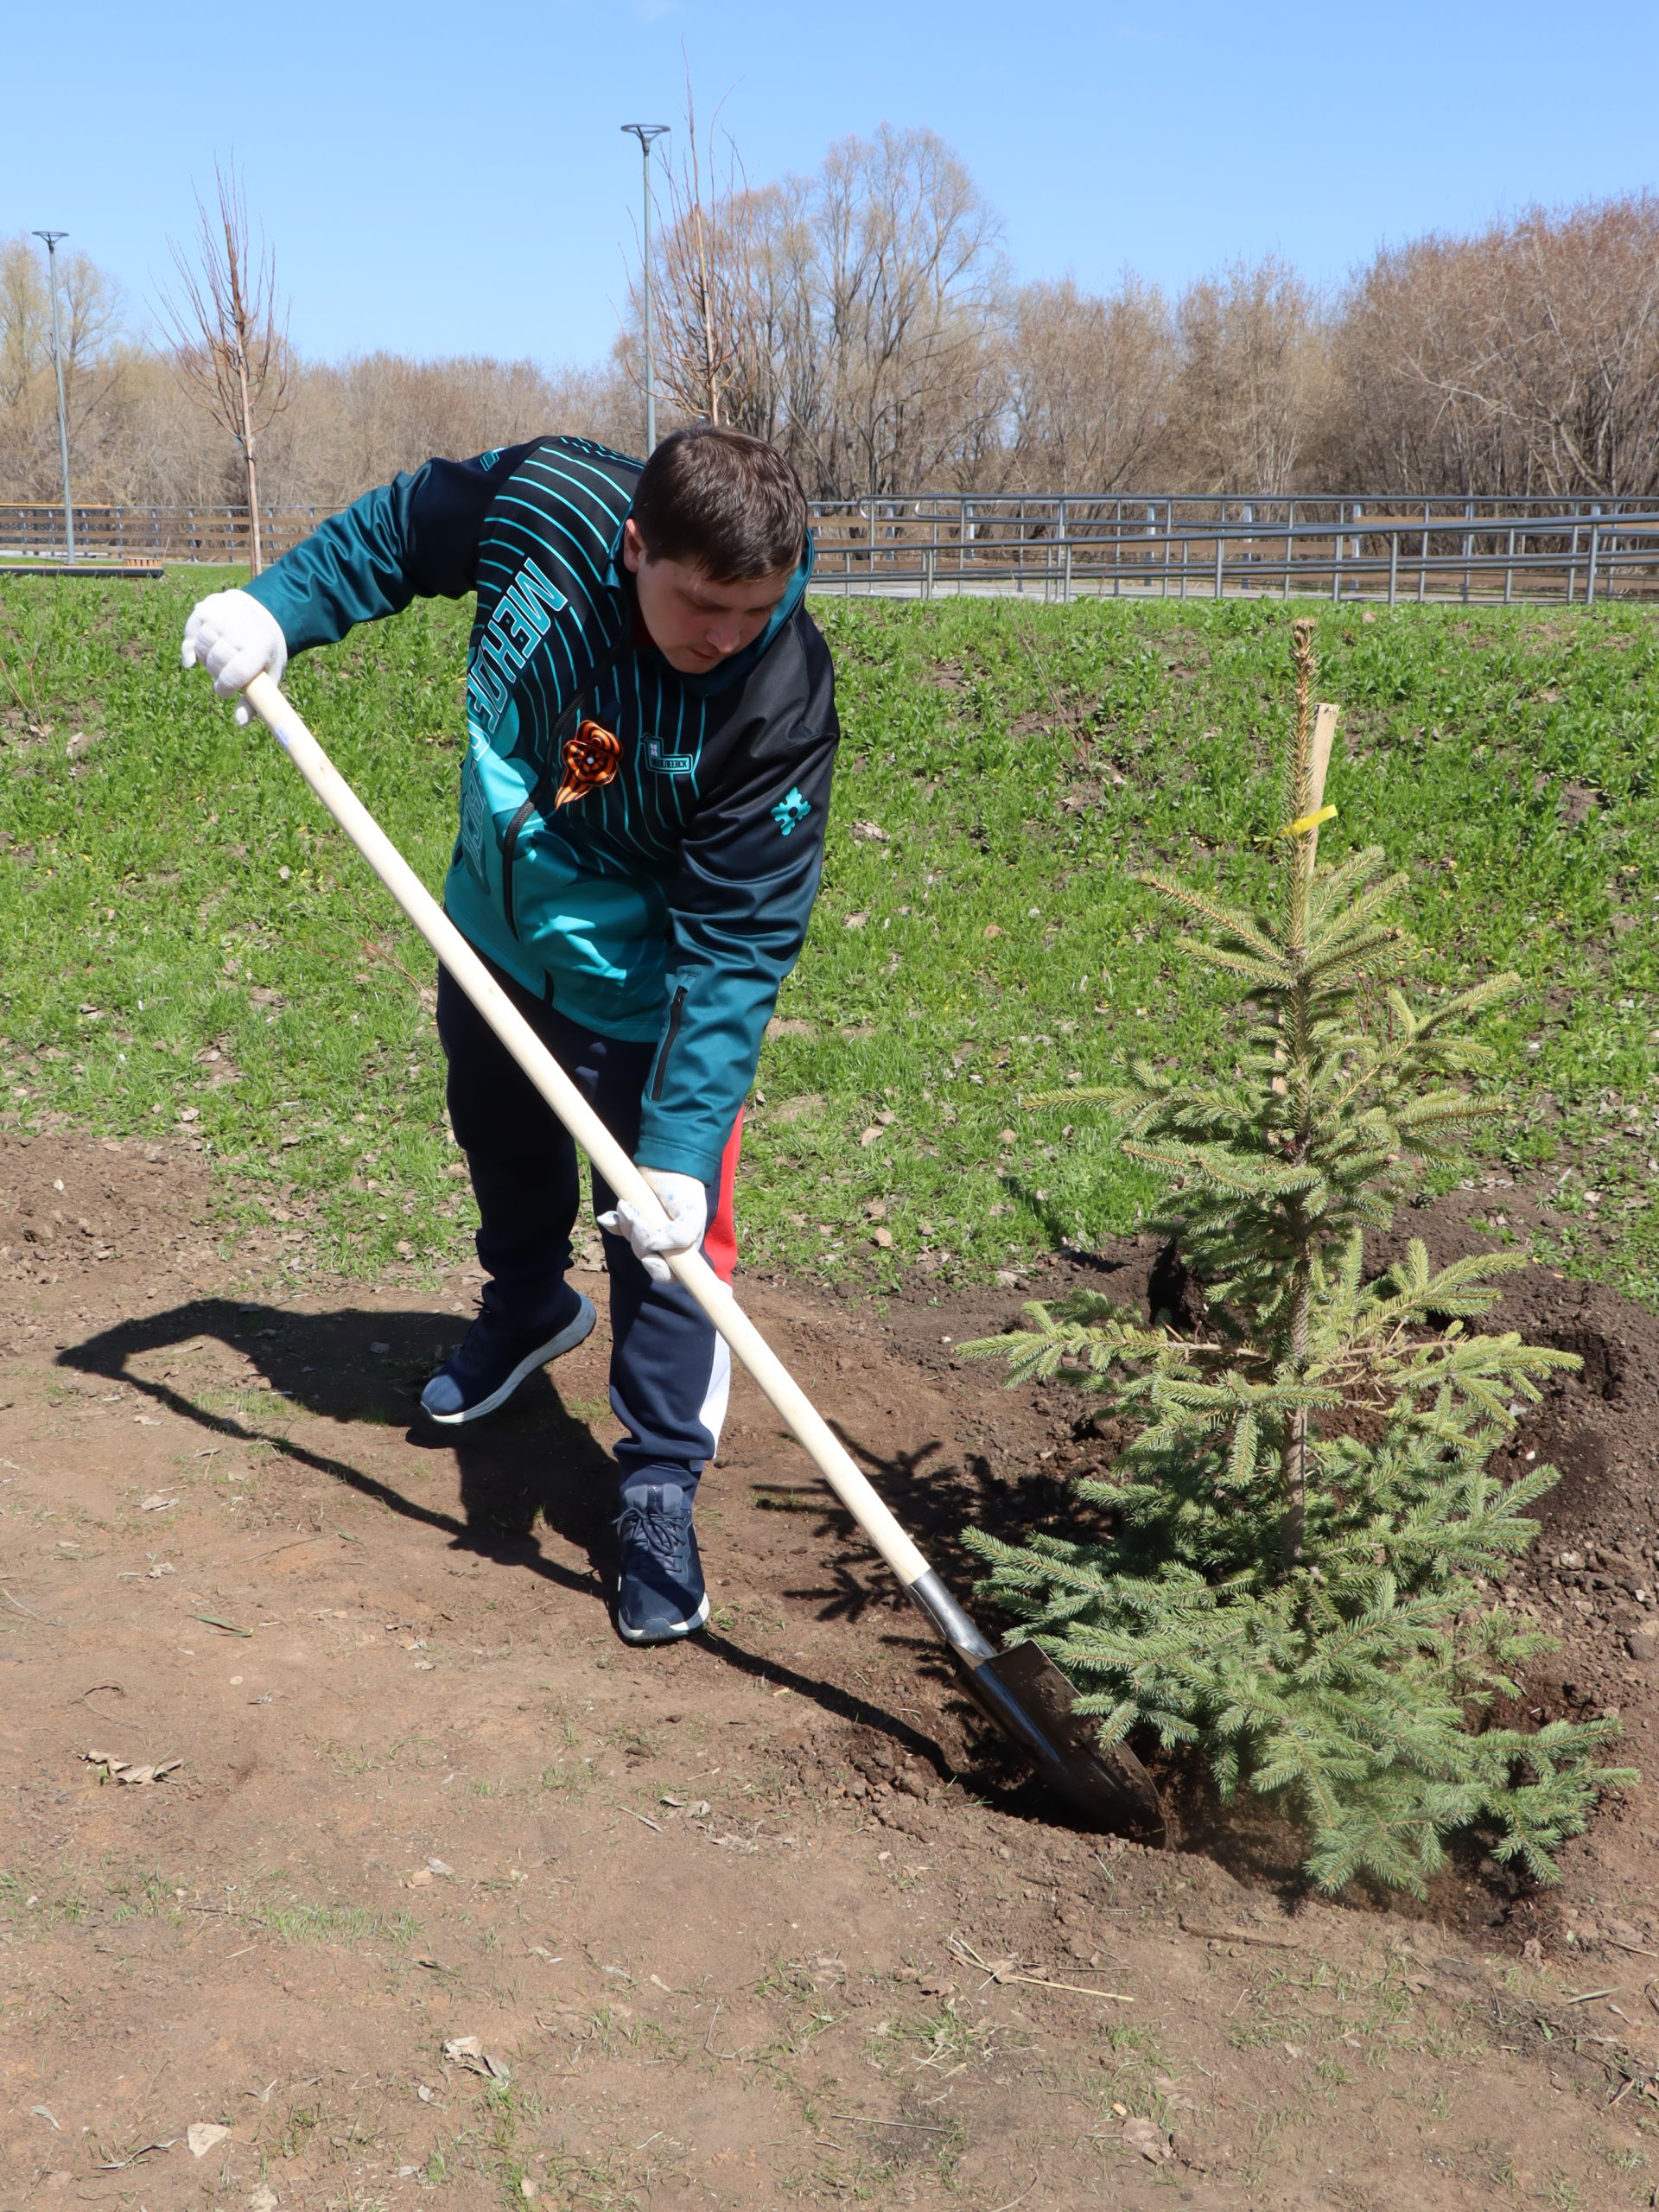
[
  {"left": 1167, "top": 257, "right": 1329, "bottom": 495},
  {"left": 0, "top": 233, "right": 126, "bottom": 503},
  {"left": 159, "top": 163, "right": 289, "bottom": 571},
  {"left": 1326, "top": 196, "right": 1659, "bottom": 498},
  {"left": 1007, "top": 275, "right": 1174, "bottom": 491},
  {"left": 646, "top": 75, "right": 760, "bottom": 429}
]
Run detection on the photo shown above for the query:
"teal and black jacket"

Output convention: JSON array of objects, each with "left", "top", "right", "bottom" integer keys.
[{"left": 246, "top": 436, "right": 838, "bottom": 1184}]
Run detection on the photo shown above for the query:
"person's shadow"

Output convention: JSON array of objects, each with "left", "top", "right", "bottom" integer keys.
[
  {"left": 56, "top": 1294, "right": 956, "bottom": 1773},
  {"left": 60, "top": 1294, "right": 613, "bottom": 1595}
]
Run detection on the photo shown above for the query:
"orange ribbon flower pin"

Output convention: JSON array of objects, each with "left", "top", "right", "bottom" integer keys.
[{"left": 554, "top": 719, "right": 622, "bottom": 810}]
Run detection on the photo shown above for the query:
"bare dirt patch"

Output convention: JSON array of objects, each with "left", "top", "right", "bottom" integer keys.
[{"left": 3, "top": 1129, "right": 1659, "bottom": 2209}]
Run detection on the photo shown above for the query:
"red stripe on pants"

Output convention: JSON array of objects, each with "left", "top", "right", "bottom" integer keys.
[{"left": 703, "top": 1109, "right": 743, "bottom": 1284}]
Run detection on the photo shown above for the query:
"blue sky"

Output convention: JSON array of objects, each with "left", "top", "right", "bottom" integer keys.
[{"left": 6, "top": 0, "right": 1656, "bottom": 369}]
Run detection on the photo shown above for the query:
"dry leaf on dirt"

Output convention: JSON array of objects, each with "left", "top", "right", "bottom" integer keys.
[
  {"left": 248, "top": 2190, "right": 279, "bottom": 2212},
  {"left": 84, "top": 1750, "right": 181, "bottom": 1785},
  {"left": 139, "top": 1494, "right": 178, "bottom": 1510},
  {"left": 1122, "top": 2115, "right": 1171, "bottom": 2162},
  {"left": 442, "top": 2034, "right": 511, "bottom": 2083},
  {"left": 186, "top": 2121, "right": 232, "bottom": 2157},
  {"left": 95, "top": 2137, "right": 178, "bottom": 2169}
]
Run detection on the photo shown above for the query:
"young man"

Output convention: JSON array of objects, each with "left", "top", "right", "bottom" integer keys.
[{"left": 181, "top": 428, "right": 838, "bottom": 1643}]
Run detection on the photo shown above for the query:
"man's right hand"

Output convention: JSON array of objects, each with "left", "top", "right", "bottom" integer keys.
[{"left": 181, "top": 589, "right": 288, "bottom": 726}]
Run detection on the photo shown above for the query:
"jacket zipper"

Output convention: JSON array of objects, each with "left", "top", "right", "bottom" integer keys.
[
  {"left": 651, "top": 986, "right": 688, "bottom": 1102},
  {"left": 499, "top": 794, "right": 540, "bottom": 940}
]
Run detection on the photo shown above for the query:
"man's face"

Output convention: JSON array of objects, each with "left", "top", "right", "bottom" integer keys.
[{"left": 622, "top": 517, "right": 796, "bottom": 675}]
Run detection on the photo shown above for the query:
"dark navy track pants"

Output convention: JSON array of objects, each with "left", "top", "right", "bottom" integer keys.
[{"left": 435, "top": 959, "right": 740, "bottom": 1508}]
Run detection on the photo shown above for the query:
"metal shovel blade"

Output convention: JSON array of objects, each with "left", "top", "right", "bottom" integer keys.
[
  {"left": 961, "top": 1641, "right": 1168, "bottom": 1844},
  {"left": 904, "top": 1569, "right": 1167, "bottom": 1843}
]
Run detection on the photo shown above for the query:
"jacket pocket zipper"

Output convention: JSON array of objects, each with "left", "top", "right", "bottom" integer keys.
[
  {"left": 499, "top": 794, "right": 541, "bottom": 940},
  {"left": 651, "top": 986, "right": 688, "bottom": 1102}
]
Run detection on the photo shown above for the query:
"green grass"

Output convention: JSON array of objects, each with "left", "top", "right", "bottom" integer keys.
[{"left": 3, "top": 575, "right": 1656, "bottom": 1299}]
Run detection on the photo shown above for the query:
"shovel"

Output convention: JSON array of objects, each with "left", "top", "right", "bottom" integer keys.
[{"left": 239, "top": 671, "right": 1166, "bottom": 1844}]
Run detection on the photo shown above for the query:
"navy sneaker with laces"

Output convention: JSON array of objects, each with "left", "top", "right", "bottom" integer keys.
[
  {"left": 419, "top": 1285, "right": 596, "bottom": 1425},
  {"left": 613, "top": 1481, "right": 709, "bottom": 1644}
]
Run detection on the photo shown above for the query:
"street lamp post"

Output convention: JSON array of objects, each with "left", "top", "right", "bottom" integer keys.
[
  {"left": 32, "top": 230, "right": 75, "bottom": 563},
  {"left": 620, "top": 124, "right": 670, "bottom": 455}
]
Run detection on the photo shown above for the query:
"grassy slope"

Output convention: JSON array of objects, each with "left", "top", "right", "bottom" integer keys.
[{"left": 2, "top": 575, "right": 1655, "bottom": 1299}]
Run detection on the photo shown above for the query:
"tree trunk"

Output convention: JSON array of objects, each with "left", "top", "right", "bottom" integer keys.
[{"left": 236, "top": 349, "right": 263, "bottom": 575}]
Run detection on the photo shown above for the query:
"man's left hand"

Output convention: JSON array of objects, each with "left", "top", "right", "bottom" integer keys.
[{"left": 598, "top": 1168, "right": 708, "bottom": 1285}]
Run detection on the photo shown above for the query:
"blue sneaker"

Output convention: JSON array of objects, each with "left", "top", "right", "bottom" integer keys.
[
  {"left": 613, "top": 1482, "right": 709, "bottom": 1644},
  {"left": 419, "top": 1287, "right": 596, "bottom": 1425}
]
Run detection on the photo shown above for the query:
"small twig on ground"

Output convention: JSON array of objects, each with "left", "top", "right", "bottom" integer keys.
[
  {"left": 232, "top": 1535, "right": 327, "bottom": 1563},
  {"left": 1180, "top": 1916, "right": 1301, "bottom": 1949},
  {"left": 2, "top": 1585, "right": 59, "bottom": 1625},
  {"left": 830, "top": 2113, "right": 947, "bottom": 2132},
  {"left": 616, "top": 1805, "right": 663, "bottom": 1832},
  {"left": 949, "top": 1935, "right": 1133, "bottom": 2003},
  {"left": 359, "top": 934, "right": 431, "bottom": 995},
  {"left": 1566, "top": 1986, "right": 1619, "bottom": 2004},
  {"left": 985, "top": 2169, "right": 1040, "bottom": 2212}
]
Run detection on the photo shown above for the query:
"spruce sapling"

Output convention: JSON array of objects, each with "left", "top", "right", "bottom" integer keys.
[{"left": 962, "top": 620, "right": 1633, "bottom": 1896}]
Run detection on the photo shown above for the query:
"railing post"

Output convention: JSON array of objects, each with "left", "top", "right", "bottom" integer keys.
[
  {"left": 1283, "top": 499, "right": 1294, "bottom": 599},
  {"left": 1388, "top": 527, "right": 1398, "bottom": 607},
  {"left": 1214, "top": 511, "right": 1224, "bottom": 600},
  {"left": 1586, "top": 512, "right": 1601, "bottom": 607},
  {"left": 1505, "top": 527, "right": 1516, "bottom": 605},
  {"left": 1332, "top": 502, "right": 1343, "bottom": 601}
]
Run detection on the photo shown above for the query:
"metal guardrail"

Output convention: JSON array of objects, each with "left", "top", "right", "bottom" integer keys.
[
  {"left": 802, "top": 495, "right": 1659, "bottom": 607},
  {"left": 5, "top": 493, "right": 1659, "bottom": 606},
  {"left": 0, "top": 503, "right": 331, "bottom": 568}
]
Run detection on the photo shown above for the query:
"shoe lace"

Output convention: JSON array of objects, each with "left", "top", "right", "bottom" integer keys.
[{"left": 618, "top": 1498, "right": 690, "bottom": 1570}]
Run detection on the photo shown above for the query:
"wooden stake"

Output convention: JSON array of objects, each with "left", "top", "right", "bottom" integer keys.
[{"left": 1306, "top": 703, "right": 1340, "bottom": 871}]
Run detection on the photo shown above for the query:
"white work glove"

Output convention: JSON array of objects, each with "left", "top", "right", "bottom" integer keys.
[
  {"left": 598, "top": 1168, "right": 708, "bottom": 1286},
  {"left": 181, "top": 588, "right": 288, "bottom": 726}
]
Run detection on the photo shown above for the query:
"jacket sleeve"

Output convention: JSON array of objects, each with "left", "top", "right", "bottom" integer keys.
[
  {"left": 244, "top": 442, "right": 540, "bottom": 652},
  {"left": 636, "top": 621, "right": 840, "bottom": 1185}
]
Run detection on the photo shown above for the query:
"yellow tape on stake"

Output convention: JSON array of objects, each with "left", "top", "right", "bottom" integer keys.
[{"left": 1278, "top": 804, "right": 1338, "bottom": 837}]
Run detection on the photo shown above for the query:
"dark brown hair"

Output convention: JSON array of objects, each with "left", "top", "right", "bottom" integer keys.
[{"left": 631, "top": 425, "right": 808, "bottom": 580}]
